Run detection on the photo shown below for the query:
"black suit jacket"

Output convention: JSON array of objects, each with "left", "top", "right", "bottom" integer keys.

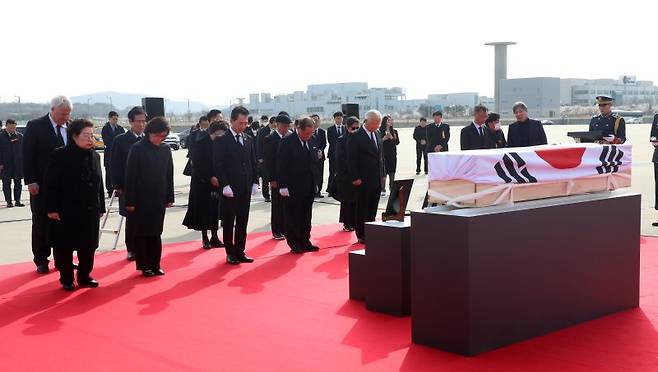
[
  {"left": 347, "top": 127, "right": 384, "bottom": 189},
  {"left": 460, "top": 123, "right": 500, "bottom": 151},
  {"left": 110, "top": 131, "right": 141, "bottom": 190},
  {"left": 651, "top": 114, "right": 658, "bottom": 163},
  {"left": 101, "top": 122, "right": 126, "bottom": 166},
  {"left": 0, "top": 131, "right": 23, "bottom": 178},
  {"left": 314, "top": 128, "right": 327, "bottom": 154},
  {"left": 256, "top": 126, "right": 272, "bottom": 160},
  {"left": 507, "top": 119, "right": 547, "bottom": 148},
  {"left": 212, "top": 131, "right": 258, "bottom": 196},
  {"left": 276, "top": 132, "right": 317, "bottom": 198},
  {"left": 327, "top": 124, "right": 345, "bottom": 160},
  {"left": 23, "top": 114, "right": 66, "bottom": 185},
  {"left": 427, "top": 123, "right": 450, "bottom": 152},
  {"left": 263, "top": 131, "right": 286, "bottom": 182}
]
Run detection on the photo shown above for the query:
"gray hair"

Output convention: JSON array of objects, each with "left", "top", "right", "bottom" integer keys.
[
  {"left": 364, "top": 109, "right": 382, "bottom": 121},
  {"left": 50, "top": 95, "right": 73, "bottom": 110},
  {"left": 512, "top": 101, "right": 528, "bottom": 113}
]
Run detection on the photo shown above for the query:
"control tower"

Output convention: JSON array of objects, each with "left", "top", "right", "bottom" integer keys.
[{"left": 485, "top": 42, "right": 516, "bottom": 113}]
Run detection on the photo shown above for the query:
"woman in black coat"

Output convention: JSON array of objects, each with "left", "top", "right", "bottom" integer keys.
[
  {"left": 183, "top": 122, "right": 226, "bottom": 249},
  {"left": 379, "top": 115, "right": 400, "bottom": 195},
  {"left": 336, "top": 117, "right": 361, "bottom": 232},
  {"left": 124, "top": 117, "right": 175, "bottom": 277},
  {"left": 44, "top": 119, "right": 105, "bottom": 291}
]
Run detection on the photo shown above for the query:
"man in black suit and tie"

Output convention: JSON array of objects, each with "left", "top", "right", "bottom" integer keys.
[
  {"left": 111, "top": 106, "right": 147, "bottom": 261},
  {"left": 263, "top": 115, "right": 291, "bottom": 240},
  {"left": 101, "top": 110, "right": 126, "bottom": 197},
  {"left": 23, "top": 96, "right": 72, "bottom": 273},
  {"left": 0, "top": 119, "right": 25, "bottom": 208},
  {"left": 277, "top": 117, "right": 320, "bottom": 253},
  {"left": 427, "top": 111, "right": 450, "bottom": 154},
  {"left": 326, "top": 111, "right": 345, "bottom": 196},
  {"left": 507, "top": 102, "right": 548, "bottom": 148},
  {"left": 311, "top": 114, "right": 327, "bottom": 198},
  {"left": 256, "top": 116, "right": 275, "bottom": 202},
  {"left": 347, "top": 109, "right": 384, "bottom": 244},
  {"left": 460, "top": 104, "right": 498, "bottom": 151},
  {"left": 213, "top": 106, "right": 259, "bottom": 265}
]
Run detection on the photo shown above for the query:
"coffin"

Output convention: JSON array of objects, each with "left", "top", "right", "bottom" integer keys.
[{"left": 427, "top": 144, "right": 632, "bottom": 207}]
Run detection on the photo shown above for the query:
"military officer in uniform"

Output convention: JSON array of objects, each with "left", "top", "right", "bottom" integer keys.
[{"left": 589, "top": 95, "right": 626, "bottom": 144}]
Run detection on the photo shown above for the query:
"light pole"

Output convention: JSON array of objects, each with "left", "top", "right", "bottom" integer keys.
[
  {"left": 184, "top": 97, "right": 191, "bottom": 122},
  {"left": 14, "top": 95, "right": 21, "bottom": 122},
  {"left": 485, "top": 41, "right": 516, "bottom": 114},
  {"left": 86, "top": 98, "right": 92, "bottom": 118},
  {"left": 107, "top": 96, "right": 113, "bottom": 109}
]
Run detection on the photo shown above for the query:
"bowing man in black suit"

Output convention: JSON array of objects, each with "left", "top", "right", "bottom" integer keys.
[
  {"left": 276, "top": 117, "right": 320, "bottom": 253},
  {"left": 110, "top": 106, "right": 147, "bottom": 262},
  {"left": 100, "top": 110, "right": 126, "bottom": 196},
  {"left": 507, "top": 102, "right": 548, "bottom": 148},
  {"left": 460, "top": 104, "right": 498, "bottom": 151},
  {"left": 22, "top": 96, "right": 72, "bottom": 274},
  {"left": 263, "top": 115, "right": 292, "bottom": 241},
  {"left": 326, "top": 111, "right": 345, "bottom": 196},
  {"left": 347, "top": 110, "right": 384, "bottom": 244},
  {"left": 212, "top": 106, "right": 259, "bottom": 265}
]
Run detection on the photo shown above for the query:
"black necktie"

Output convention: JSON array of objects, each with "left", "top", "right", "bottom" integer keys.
[
  {"left": 56, "top": 125, "right": 65, "bottom": 146},
  {"left": 236, "top": 134, "right": 242, "bottom": 146},
  {"left": 338, "top": 126, "right": 342, "bottom": 136},
  {"left": 371, "top": 132, "right": 378, "bottom": 150},
  {"left": 478, "top": 126, "right": 484, "bottom": 137},
  {"left": 303, "top": 141, "right": 309, "bottom": 151}
]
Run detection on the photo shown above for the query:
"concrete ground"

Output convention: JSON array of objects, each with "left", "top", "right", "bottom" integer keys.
[{"left": 1, "top": 123, "right": 656, "bottom": 265}]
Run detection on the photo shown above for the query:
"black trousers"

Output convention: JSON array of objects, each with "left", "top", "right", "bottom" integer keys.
[
  {"left": 270, "top": 186, "right": 285, "bottom": 236},
  {"left": 54, "top": 247, "right": 96, "bottom": 285},
  {"left": 119, "top": 193, "right": 135, "bottom": 254},
  {"left": 416, "top": 145, "right": 428, "bottom": 173},
  {"left": 258, "top": 162, "right": 270, "bottom": 199},
  {"left": 313, "top": 160, "right": 325, "bottom": 195},
  {"left": 355, "top": 185, "right": 381, "bottom": 240},
  {"left": 134, "top": 236, "right": 162, "bottom": 271},
  {"left": 29, "top": 193, "right": 51, "bottom": 266},
  {"left": 283, "top": 192, "right": 314, "bottom": 250},
  {"left": 654, "top": 163, "right": 658, "bottom": 210},
  {"left": 104, "top": 164, "right": 113, "bottom": 193},
  {"left": 221, "top": 192, "right": 251, "bottom": 257},
  {"left": 327, "top": 156, "right": 335, "bottom": 193},
  {"left": 339, "top": 199, "right": 356, "bottom": 228},
  {"left": 2, "top": 175, "right": 22, "bottom": 204}
]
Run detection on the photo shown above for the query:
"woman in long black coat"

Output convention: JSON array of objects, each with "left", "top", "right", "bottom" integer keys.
[
  {"left": 335, "top": 116, "right": 361, "bottom": 232},
  {"left": 379, "top": 115, "right": 400, "bottom": 195},
  {"left": 183, "top": 122, "right": 226, "bottom": 249},
  {"left": 44, "top": 119, "right": 105, "bottom": 291},
  {"left": 124, "top": 117, "right": 174, "bottom": 277}
]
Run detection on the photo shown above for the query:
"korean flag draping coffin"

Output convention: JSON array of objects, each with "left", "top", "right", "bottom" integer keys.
[{"left": 427, "top": 144, "right": 632, "bottom": 207}]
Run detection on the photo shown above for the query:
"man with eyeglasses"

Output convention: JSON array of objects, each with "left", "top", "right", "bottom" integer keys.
[{"left": 589, "top": 95, "right": 626, "bottom": 144}]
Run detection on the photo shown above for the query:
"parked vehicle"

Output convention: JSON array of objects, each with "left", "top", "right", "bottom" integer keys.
[
  {"left": 164, "top": 132, "right": 181, "bottom": 150},
  {"left": 178, "top": 128, "right": 192, "bottom": 149}
]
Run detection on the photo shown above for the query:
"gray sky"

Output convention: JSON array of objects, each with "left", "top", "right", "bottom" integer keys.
[{"left": 2, "top": 0, "right": 656, "bottom": 106}]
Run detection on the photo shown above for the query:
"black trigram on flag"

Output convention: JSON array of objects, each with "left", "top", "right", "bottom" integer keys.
[
  {"left": 494, "top": 152, "right": 538, "bottom": 184},
  {"left": 596, "top": 145, "right": 624, "bottom": 174}
]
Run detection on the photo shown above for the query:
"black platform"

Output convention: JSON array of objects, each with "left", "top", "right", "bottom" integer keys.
[
  {"left": 410, "top": 191, "right": 641, "bottom": 356},
  {"left": 348, "top": 249, "right": 367, "bottom": 301}
]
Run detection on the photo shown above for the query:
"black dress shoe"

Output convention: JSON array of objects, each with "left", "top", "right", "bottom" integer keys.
[
  {"left": 290, "top": 247, "right": 305, "bottom": 254},
  {"left": 36, "top": 264, "right": 49, "bottom": 274},
  {"left": 15, "top": 202, "right": 25, "bottom": 207},
  {"left": 142, "top": 269, "right": 156, "bottom": 277},
  {"left": 78, "top": 278, "right": 99, "bottom": 288},
  {"left": 154, "top": 268, "right": 165, "bottom": 276},
  {"left": 226, "top": 255, "right": 240, "bottom": 265},
  {"left": 6, "top": 203, "right": 13, "bottom": 208},
  {"left": 237, "top": 255, "right": 254, "bottom": 263},
  {"left": 264, "top": 197, "right": 271, "bottom": 203},
  {"left": 273, "top": 233, "right": 285, "bottom": 240},
  {"left": 209, "top": 238, "right": 225, "bottom": 248},
  {"left": 652, "top": 221, "right": 658, "bottom": 227},
  {"left": 126, "top": 251, "right": 136, "bottom": 261},
  {"left": 303, "top": 245, "right": 320, "bottom": 252},
  {"left": 62, "top": 283, "right": 75, "bottom": 291},
  {"left": 202, "top": 241, "right": 212, "bottom": 250}
]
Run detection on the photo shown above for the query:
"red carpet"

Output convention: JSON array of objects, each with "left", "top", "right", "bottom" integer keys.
[{"left": 1, "top": 225, "right": 657, "bottom": 371}]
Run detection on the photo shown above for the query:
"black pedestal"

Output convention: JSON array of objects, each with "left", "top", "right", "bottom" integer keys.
[
  {"left": 410, "top": 191, "right": 641, "bottom": 356},
  {"left": 348, "top": 249, "right": 367, "bottom": 301},
  {"left": 364, "top": 218, "right": 411, "bottom": 316}
]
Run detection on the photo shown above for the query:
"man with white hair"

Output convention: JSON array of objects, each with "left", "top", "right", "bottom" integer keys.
[
  {"left": 347, "top": 109, "right": 384, "bottom": 244},
  {"left": 23, "top": 95, "right": 74, "bottom": 274}
]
